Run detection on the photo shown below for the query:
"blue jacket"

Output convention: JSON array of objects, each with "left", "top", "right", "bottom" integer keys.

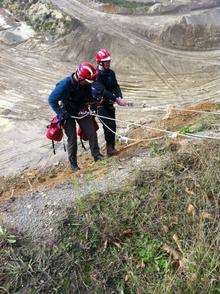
[
  {"left": 91, "top": 69, "right": 123, "bottom": 105},
  {"left": 48, "top": 75, "right": 93, "bottom": 116}
]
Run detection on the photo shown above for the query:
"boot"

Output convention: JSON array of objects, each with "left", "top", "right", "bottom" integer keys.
[
  {"left": 106, "top": 144, "right": 118, "bottom": 157},
  {"left": 70, "top": 159, "right": 80, "bottom": 172},
  {"left": 94, "top": 153, "right": 104, "bottom": 162}
]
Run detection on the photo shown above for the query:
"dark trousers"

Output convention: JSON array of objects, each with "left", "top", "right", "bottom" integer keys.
[
  {"left": 97, "top": 105, "right": 116, "bottom": 148},
  {"left": 63, "top": 116, "right": 100, "bottom": 164}
]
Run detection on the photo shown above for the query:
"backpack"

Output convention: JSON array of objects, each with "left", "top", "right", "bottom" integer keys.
[{"left": 46, "top": 116, "right": 65, "bottom": 154}]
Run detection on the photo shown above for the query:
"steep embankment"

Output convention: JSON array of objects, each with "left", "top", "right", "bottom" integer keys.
[
  {"left": 0, "top": 101, "right": 219, "bottom": 239},
  {"left": 1, "top": 115, "right": 219, "bottom": 292},
  {"left": 88, "top": 0, "right": 220, "bottom": 50}
]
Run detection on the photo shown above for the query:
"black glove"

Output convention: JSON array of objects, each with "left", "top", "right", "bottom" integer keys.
[{"left": 58, "top": 111, "right": 70, "bottom": 126}]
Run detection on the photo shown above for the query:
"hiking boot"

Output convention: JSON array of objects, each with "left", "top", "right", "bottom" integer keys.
[
  {"left": 94, "top": 153, "right": 104, "bottom": 162},
  {"left": 106, "top": 144, "right": 118, "bottom": 157},
  {"left": 70, "top": 162, "right": 80, "bottom": 172}
]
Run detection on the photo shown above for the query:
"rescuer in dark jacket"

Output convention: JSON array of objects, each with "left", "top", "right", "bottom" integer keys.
[
  {"left": 91, "top": 49, "right": 127, "bottom": 156},
  {"left": 48, "top": 62, "right": 103, "bottom": 172}
]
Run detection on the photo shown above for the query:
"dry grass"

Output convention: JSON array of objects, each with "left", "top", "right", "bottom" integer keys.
[{"left": 1, "top": 141, "right": 219, "bottom": 293}]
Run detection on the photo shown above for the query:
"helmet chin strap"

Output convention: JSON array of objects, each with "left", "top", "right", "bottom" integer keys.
[
  {"left": 73, "top": 73, "right": 78, "bottom": 81},
  {"left": 99, "top": 62, "right": 110, "bottom": 70}
]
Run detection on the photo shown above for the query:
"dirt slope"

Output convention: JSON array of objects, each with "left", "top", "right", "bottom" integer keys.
[
  {"left": 0, "top": 102, "right": 219, "bottom": 241},
  {"left": 1, "top": 1, "right": 220, "bottom": 176},
  {"left": 0, "top": 1, "right": 220, "bottom": 240}
]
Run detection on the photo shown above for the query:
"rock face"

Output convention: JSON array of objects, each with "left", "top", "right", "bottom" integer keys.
[
  {"left": 2, "top": 0, "right": 79, "bottom": 37},
  {"left": 91, "top": 0, "right": 158, "bottom": 15},
  {"left": 0, "top": 24, "right": 35, "bottom": 45},
  {"left": 89, "top": 0, "right": 220, "bottom": 16},
  {"left": 160, "top": 8, "right": 220, "bottom": 49},
  {"left": 148, "top": 3, "right": 163, "bottom": 14},
  {"left": 0, "top": 8, "right": 35, "bottom": 45},
  {"left": 2, "top": 0, "right": 220, "bottom": 49}
]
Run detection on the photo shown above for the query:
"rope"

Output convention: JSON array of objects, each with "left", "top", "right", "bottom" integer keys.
[
  {"left": 175, "top": 108, "right": 220, "bottom": 116},
  {"left": 97, "top": 116, "right": 164, "bottom": 143},
  {"left": 93, "top": 113, "right": 220, "bottom": 141},
  {"left": 120, "top": 103, "right": 220, "bottom": 116},
  {"left": 69, "top": 112, "right": 90, "bottom": 119},
  {"left": 182, "top": 133, "right": 220, "bottom": 140}
]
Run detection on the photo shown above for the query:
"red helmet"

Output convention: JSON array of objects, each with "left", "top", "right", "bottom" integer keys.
[
  {"left": 95, "top": 48, "right": 111, "bottom": 63},
  {"left": 76, "top": 62, "right": 97, "bottom": 83}
]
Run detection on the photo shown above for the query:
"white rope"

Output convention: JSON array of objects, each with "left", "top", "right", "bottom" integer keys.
[
  {"left": 182, "top": 133, "right": 220, "bottom": 140},
  {"left": 97, "top": 116, "right": 163, "bottom": 143},
  {"left": 50, "top": 108, "right": 220, "bottom": 141},
  {"left": 97, "top": 116, "right": 122, "bottom": 138},
  {"left": 175, "top": 108, "right": 220, "bottom": 116},
  {"left": 121, "top": 103, "right": 220, "bottom": 116},
  {"left": 69, "top": 112, "right": 90, "bottom": 119},
  {"left": 93, "top": 113, "right": 220, "bottom": 141}
]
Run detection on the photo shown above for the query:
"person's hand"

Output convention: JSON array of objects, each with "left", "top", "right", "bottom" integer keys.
[
  {"left": 58, "top": 111, "right": 70, "bottom": 126},
  {"left": 115, "top": 97, "right": 127, "bottom": 106}
]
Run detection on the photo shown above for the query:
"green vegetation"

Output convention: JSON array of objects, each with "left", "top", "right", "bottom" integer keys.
[
  {"left": 179, "top": 115, "right": 216, "bottom": 134},
  {"left": 2, "top": 0, "right": 76, "bottom": 36},
  {"left": 0, "top": 226, "right": 16, "bottom": 246},
  {"left": 99, "top": 0, "right": 151, "bottom": 14},
  {"left": 100, "top": 0, "right": 145, "bottom": 7},
  {"left": 148, "top": 141, "right": 166, "bottom": 157},
  {"left": 1, "top": 142, "right": 219, "bottom": 292}
]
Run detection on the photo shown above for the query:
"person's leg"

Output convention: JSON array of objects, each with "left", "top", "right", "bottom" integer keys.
[
  {"left": 107, "top": 105, "right": 116, "bottom": 149},
  {"left": 97, "top": 106, "right": 117, "bottom": 156},
  {"left": 77, "top": 116, "right": 102, "bottom": 160},
  {"left": 63, "top": 118, "right": 80, "bottom": 171},
  {"left": 97, "top": 106, "right": 116, "bottom": 145}
]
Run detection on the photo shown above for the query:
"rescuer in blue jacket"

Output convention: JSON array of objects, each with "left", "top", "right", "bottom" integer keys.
[{"left": 48, "top": 62, "right": 103, "bottom": 172}]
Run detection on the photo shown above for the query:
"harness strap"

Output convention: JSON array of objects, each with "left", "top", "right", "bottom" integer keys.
[
  {"left": 52, "top": 140, "right": 56, "bottom": 155},
  {"left": 80, "top": 139, "right": 87, "bottom": 151},
  {"left": 63, "top": 142, "right": 66, "bottom": 152}
]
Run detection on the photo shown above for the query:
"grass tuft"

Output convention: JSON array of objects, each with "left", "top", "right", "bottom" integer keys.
[{"left": 179, "top": 115, "right": 216, "bottom": 135}]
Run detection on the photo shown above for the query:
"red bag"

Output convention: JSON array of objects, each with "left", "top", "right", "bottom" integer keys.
[
  {"left": 46, "top": 116, "right": 64, "bottom": 154},
  {"left": 46, "top": 116, "right": 63, "bottom": 142}
]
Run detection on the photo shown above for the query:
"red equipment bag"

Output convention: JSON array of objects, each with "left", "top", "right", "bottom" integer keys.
[
  {"left": 46, "top": 116, "right": 64, "bottom": 154},
  {"left": 46, "top": 116, "right": 63, "bottom": 141}
]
